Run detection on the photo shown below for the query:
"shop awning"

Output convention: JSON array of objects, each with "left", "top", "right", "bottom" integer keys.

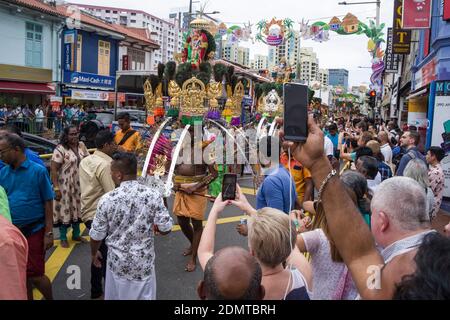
[{"left": 0, "top": 81, "right": 55, "bottom": 94}]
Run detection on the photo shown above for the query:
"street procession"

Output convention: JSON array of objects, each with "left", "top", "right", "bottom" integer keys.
[{"left": 1, "top": 0, "right": 450, "bottom": 306}]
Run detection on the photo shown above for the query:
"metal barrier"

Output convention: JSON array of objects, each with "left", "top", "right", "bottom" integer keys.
[
  {"left": 3, "top": 117, "right": 88, "bottom": 137},
  {"left": 39, "top": 148, "right": 96, "bottom": 160}
]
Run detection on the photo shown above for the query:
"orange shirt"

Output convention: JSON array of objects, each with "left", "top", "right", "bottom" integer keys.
[
  {"left": 0, "top": 215, "right": 28, "bottom": 300},
  {"left": 280, "top": 153, "right": 312, "bottom": 203},
  {"left": 114, "top": 128, "right": 143, "bottom": 153}
]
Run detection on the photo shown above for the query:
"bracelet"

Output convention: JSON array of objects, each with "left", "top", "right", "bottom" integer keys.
[{"left": 317, "top": 170, "right": 337, "bottom": 206}]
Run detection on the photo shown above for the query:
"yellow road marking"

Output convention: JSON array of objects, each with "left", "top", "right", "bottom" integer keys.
[
  {"left": 241, "top": 187, "right": 257, "bottom": 195},
  {"left": 35, "top": 213, "right": 249, "bottom": 299},
  {"left": 172, "top": 215, "right": 247, "bottom": 232},
  {"left": 33, "top": 224, "right": 87, "bottom": 300}
]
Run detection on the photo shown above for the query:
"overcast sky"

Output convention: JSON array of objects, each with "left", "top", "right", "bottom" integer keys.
[{"left": 69, "top": 0, "right": 395, "bottom": 87}]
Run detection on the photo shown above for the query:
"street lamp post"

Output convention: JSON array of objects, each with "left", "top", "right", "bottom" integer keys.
[
  {"left": 339, "top": 0, "right": 381, "bottom": 118},
  {"left": 189, "top": 0, "right": 193, "bottom": 25},
  {"left": 338, "top": 1, "right": 381, "bottom": 27}
]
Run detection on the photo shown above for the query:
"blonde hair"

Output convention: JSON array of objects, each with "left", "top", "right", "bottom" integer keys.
[
  {"left": 366, "top": 140, "right": 381, "bottom": 155},
  {"left": 248, "top": 208, "right": 297, "bottom": 268}
]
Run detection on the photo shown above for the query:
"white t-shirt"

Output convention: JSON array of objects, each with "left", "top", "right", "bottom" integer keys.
[
  {"left": 380, "top": 143, "right": 393, "bottom": 164},
  {"left": 35, "top": 109, "right": 44, "bottom": 122},
  {"left": 324, "top": 136, "right": 334, "bottom": 157},
  {"left": 367, "top": 179, "right": 380, "bottom": 197}
]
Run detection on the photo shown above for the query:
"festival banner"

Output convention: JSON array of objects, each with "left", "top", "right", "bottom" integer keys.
[
  {"left": 402, "top": 0, "right": 432, "bottom": 29},
  {"left": 393, "top": 0, "right": 411, "bottom": 54}
]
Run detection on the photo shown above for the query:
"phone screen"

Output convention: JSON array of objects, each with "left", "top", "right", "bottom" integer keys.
[
  {"left": 222, "top": 174, "right": 237, "bottom": 201},
  {"left": 283, "top": 83, "right": 309, "bottom": 142}
]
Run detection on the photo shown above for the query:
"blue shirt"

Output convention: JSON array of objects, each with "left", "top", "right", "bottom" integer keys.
[
  {"left": 378, "top": 161, "right": 393, "bottom": 181},
  {"left": 256, "top": 165, "right": 297, "bottom": 214},
  {"left": 0, "top": 148, "right": 45, "bottom": 171},
  {"left": 326, "top": 133, "right": 339, "bottom": 150},
  {"left": 0, "top": 158, "right": 54, "bottom": 233}
]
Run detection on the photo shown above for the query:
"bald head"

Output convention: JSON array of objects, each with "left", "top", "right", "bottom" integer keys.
[{"left": 199, "top": 247, "right": 264, "bottom": 300}]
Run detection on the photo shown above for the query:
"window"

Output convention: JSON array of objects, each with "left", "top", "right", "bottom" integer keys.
[
  {"left": 105, "top": 10, "right": 110, "bottom": 13},
  {"left": 131, "top": 20, "right": 136, "bottom": 23},
  {"left": 113, "top": 11, "right": 118, "bottom": 14},
  {"left": 98, "top": 40, "right": 110, "bottom": 76},
  {"left": 76, "top": 34, "right": 82, "bottom": 72},
  {"left": 131, "top": 12, "right": 136, "bottom": 16},
  {"left": 25, "top": 22, "right": 43, "bottom": 68},
  {"left": 128, "top": 48, "right": 146, "bottom": 70}
]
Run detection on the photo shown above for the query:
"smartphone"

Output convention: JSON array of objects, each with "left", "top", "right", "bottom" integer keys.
[
  {"left": 222, "top": 174, "right": 237, "bottom": 201},
  {"left": 283, "top": 83, "right": 309, "bottom": 142}
]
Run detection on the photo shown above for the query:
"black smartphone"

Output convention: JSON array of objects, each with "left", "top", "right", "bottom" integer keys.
[
  {"left": 283, "top": 82, "right": 309, "bottom": 142},
  {"left": 222, "top": 174, "right": 237, "bottom": 201}
]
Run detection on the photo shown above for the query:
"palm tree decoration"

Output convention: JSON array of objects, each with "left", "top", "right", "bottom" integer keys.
[
  {"left": 360, "top": 20, "right": 386, "bottom": 59},
  {"left": 283, "top": 18, "right": 295, "bottom": 40},
  {"left": 255, "top": 18, "right": 295, "bottom": 46}
]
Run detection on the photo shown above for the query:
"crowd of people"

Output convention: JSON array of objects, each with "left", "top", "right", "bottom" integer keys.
[
  {"left": 0, "top": 104, "right": 99, "bottom": 136},
  {"left": 0, "top": 109, "right": 449, "bottom": 301}
]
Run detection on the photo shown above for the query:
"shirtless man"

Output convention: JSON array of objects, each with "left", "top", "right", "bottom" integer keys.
[{"left": 173, "top": 125, "right": 218, "bottom": 272}]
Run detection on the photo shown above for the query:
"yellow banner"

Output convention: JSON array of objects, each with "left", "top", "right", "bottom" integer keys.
[
  {"left": 0, "top": 64, "right": 52, "bottom": 83},
  {"left": 408, "top": 96, "right": 428, "bottom": 113}
]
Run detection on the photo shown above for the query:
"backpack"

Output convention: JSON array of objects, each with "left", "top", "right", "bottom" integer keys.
[{"left": 392, "top": 147, "right": 405, "bottom": 169}]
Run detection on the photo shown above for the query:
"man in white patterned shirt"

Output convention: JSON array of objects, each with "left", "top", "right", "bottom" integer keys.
[
  {"left": 426, "top": 146, "right": 446, "bottom": 220},
  {"left": 89, "top": 152, "right": 173, "bottom": 300}
]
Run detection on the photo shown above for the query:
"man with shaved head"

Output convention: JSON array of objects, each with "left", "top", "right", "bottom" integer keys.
[
  {"left": 198, "top": 247, "right": 264, "bottom": 300},
  {"left": 198, "top": 195, "right": 265, "bottom": 300}
]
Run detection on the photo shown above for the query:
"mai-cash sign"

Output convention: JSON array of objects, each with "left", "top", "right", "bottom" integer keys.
[{"left": 63, "top": 71, "right": 116, "bottom": 90}]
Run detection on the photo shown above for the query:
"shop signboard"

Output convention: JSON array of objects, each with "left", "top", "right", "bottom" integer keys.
[
  {"left": 402, "top": 0, "right": 432, "bottom": 29},
  {"left": 243, "top": 95, "right": 253, "bottom": 106},
  {"left": 385, "top": 28, "right": 400, "bottom": 73},
  {"left": 390, "top": 78, "right": 400, "bottom": 119},
  {"left": 108, "top": 92, "right": 126, "bottom": 103},
  {"left": 122, "top": 55, "right": 129, "bottom": 71},
  {"left": 63, "top": 71, "right": 116, "bottom": 90},
  {"left": 64, "top": 30, "right": 77, "bottom": 71},
  {"left": 445, "top": 0, "right": 450, "bottom": 21},
  {"left": 429, "top": 81, "right": 450, "bottom": 197},
  {"left": 71, "top": 89, "right": 109, "bottom": 101},
  {"left": 407, "top": 96, "right": 428, "bottom": 128},
  {"left": 413, "top": 57, "right": 437, "bottom": 90},
  {"left": 50, "top": 96, "right": 62, "bottom": 111},
  {"left": 393, "top": 0, "right": 412, "bottom": 54}
]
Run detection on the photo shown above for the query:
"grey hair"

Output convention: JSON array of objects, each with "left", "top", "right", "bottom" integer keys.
[
  {"left": 403, "top": 159, "right": 430, "bottom": 190},
  {"left": 341, "top": 170, "right": 368, "bottom": 200},
  {"left": 371, "top": 177, "right": 430, "bottom": 231}
]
